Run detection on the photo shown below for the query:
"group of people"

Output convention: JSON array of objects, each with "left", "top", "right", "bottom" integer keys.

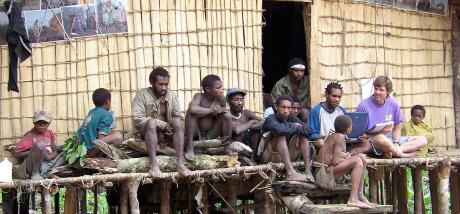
[{"left": 13, "top": 58, "right": 435, "bottom": 209}]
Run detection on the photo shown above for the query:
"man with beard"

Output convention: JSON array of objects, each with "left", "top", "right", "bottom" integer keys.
[
  {"left": 355, "top": 76, "right": 427, "bottom": 158},
  {"left": 226, "top": 88, "right": 264, "bottom": 158},
  {"left": 309, "top": 82, "right": 347, "bottom": 149},
  {"left": 131, "top": 67, "right": 191, "bottom": 178},
  {"left": 271, "top": 58, "right": 310, "bottom": 122},
  {"left": 184, "top": 75, "right": 233, "bottom": 161},
  {"left": 261, "top": 95, "right": 314, "bottom": 183}
]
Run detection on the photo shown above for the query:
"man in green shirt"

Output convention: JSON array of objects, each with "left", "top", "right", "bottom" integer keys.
[{"left": 271, "top": 58, "right": 310, "bottom": 122}]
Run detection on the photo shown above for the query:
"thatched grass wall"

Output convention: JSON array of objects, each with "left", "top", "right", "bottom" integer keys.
[
  {"left": 309, "top": 0, "right": 455, "bottom": 147},
  {"left": 0, "top": 0, "right": 264, "bottom": 157}
]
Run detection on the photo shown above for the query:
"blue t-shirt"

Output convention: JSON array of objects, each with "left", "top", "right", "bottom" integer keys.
[
  {"left": 77, "top": 107, "right": 114, "bottom": 150},
  {"left": 308, "top": 103, "right": 346, "bottom": 140}
]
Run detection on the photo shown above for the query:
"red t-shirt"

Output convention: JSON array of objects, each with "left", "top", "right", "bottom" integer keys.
[{"left": 15, "top": 130, "right": 56, "bottom": 155}]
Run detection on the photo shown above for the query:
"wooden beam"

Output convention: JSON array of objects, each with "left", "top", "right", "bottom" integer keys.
[
  {"left": 411, "top": 168, "right": 425, "bottom": 214},
  {"left": 395, "top": 168, "right": 408, "bottom": 214},
  {"left": 264, "top": 0, "right": 312, "bottom": 3},
  {"left": 298, "top": 204, "right": 393, "bottom": 213},
  {"left": 368, "top": 168, "right": 378, "bottom": 204},
  {"left": 128, "top": 179, "right": 141, "bottom": 214},
  {"left": 437, "top": 160, "right": 451, "bottom": 214},
  {"left": 63, "top": 186, "right": 77, "bottom": 214},
  {"left": 120, "top": 182, "right": 128, "bottom": 214},
  {"left": 160, "top": 181, "right": 171, "bottom": 214},
  {"left": 429, "top": 169, "right": 439, "bottom": 213}
]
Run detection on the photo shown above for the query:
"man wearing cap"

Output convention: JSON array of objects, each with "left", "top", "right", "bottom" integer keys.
[
  {"left": 271, "top": 58, "right": 310, "bottom": 122},
  {"left": 226, "top": 88, "right": 264, "bottom": 159},
  {"left": 14, "top": 110, "right": 65, "bottom": 180}
]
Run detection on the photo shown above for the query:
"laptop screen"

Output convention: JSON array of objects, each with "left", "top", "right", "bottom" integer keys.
[{"left": 345, "top": 112, "right": 369, "bottom": 139}]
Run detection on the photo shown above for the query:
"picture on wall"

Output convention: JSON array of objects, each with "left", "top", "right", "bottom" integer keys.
[
  {"left": 61, "top": 4, "right": 97, "bottom": 38},
  {"left": 95, "top": 0, "right": 128, "bottom": 34},
  {"left": 21, "top": 0, "right": 41, "bottom": 11},
  {"left": 41, "top": 0, "right": 78, "bottom": 9},
  {"left": 24, "top": 9, "right": 65, "bottom": 43}
]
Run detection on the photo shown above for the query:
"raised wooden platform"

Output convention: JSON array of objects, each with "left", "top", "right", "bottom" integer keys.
[
  {"left": 298, "top": 204, "right": 393, "bottom": 214},
  {"left": 272, "top": 181, "right": 351, "bottom": 196}
]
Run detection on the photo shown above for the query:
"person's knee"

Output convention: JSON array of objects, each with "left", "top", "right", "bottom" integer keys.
[
  {"left": 416, "top": 136, "right": 428, "bottom": 146},
  {"left": 356, "top": 153, "right": 367, "bottom": 164},
  {"left": 169, "top": 118, "right": 183, "bottom": 132},
  {"left": 352, "top": 157, "right": 364, "bottom": 167},
  {"left": 113, "top": 132, "right": 123, "bottom": 142},
  {"left": 315, "top": 139, "right": 324, "bottom": 148},
  {"left": 222, "top": 111, "right": 233, "bottom": 121},
  {"left": 146, "top": 118, "right": 157, "bottom": 131}
]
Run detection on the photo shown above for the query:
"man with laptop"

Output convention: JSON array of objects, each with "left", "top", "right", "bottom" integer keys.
[
  {"left": 353, "top": 76, "right": 427, "bottom": 158},
  {"left": 309, "top": 82, "right": 346, "bottom": 148}
]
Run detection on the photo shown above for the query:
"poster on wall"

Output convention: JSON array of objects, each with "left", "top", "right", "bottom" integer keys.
[
  {"left": 21, "top": 0, "right": 41, "bottom": 11},
  {"left": 417, "top": 0, "right": 447, "bottom": 15},
  {"left": 24, "top": 9, "right": 65, "bottom": 43},
  {"left": 61, "top": 4, "right": 97, "bottom": 38},
  {"left": 41, "top": 0, "right": 78, "bottom": 9},
  {"left": 95, "top": 0, "right": 128, "bottom": 34}
]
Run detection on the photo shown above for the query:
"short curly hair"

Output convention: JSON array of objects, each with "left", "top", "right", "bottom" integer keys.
[{"left": 201, "top": 74, "right": 221, "bottom": 90}]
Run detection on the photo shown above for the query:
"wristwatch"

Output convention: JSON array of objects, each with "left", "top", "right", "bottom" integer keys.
[{"left": 393, "top": 141, "right": 400, "bottom": 145}]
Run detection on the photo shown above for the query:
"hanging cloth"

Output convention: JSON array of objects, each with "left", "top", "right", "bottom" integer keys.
[{"left": 4, "top": 0, "right": 31, "bottom": 92}]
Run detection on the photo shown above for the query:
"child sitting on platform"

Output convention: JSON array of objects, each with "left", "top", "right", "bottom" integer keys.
[
  {"left": 315, "top": 115, "right": 374, "bottom": 209},
  {"left": 14, "top": 110, "right": 65, "bottom": 180},
  {"left": 77, "top": 88, "right": 123, "bottom": 158},
  {"left": 402, "top": 105, "right": 434, "bottom": 157}
]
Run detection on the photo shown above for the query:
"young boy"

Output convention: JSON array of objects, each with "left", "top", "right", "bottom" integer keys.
[
  {"left": 77, "top": 88, "right": 123, "bottom": 158},
  {"left": 402, "top": 105, "right": 435, "bottom": 157},
  {"left": 14, "top": 110, "right": 65, "bottom": 180},
  {"left": 315, "top": 115, "right": 373, "bottom": 209}
]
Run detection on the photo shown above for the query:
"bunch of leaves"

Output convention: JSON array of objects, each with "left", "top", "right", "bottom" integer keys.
[{"left": 63, "top": 135, "right": 87, "bottom": 167}]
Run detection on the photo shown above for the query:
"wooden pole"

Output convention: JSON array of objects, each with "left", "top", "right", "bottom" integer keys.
[
  {"left": 31, "top": 192, "right": 36, "bottom": 211},
  {"left": 395, "top": 167, "right": 408, "bottom": 214},
  {"left": 77, "top": 189, "right": 87, "bottom": 214},
  {"left": 19, "top": 192, "right": 29, "bottom": 214},
  {"left": 93, "top": 186, "right": 98, "bottom": 214},
  {"left": 227, "top": 179, "right": 237, "bottom": 211},
  {"left": 120, "top": 182, "right": 128, "bottom": 214},
  {"left": 384, "top": 168, "right": 392, "bottom": 206},
  {"left": 450, "top": 169, "right": 460, "bottom": 214},
  {"left": 160, "top": 181, "right": 171, "bottom": 214},
  {"left": 437, "top": 160, "right": 451, "bottom": 214},
  {"left": 368, "top": 168, "right": 378, "bottom": 204},
  {"left": 2, "top": 189, "right": 16, "bottom": 214},
  {"left": 64, "top": 186, "right": 77, "bottom": 214},
  {"left": 429, "top": 168, "right": 439, "bottom": 213},
  {"left": 128, "top": 179, "right": 141, "bottom": 214},
  {"left": 41, "top": 188, "right": 52, "bottom": 214},
  {"left": 411, "top": 168, "right": 425, "bottom": 214},
  {"left": 54, "top": 190, "right": 60, "bottom": 214},
  {"left": 391, "top": 170, "right": 398, "bottom": 213},
  {"left": 451, "top": 7, "right": 460, "bottom": 147},
  {"left": 201, "top": 183, "right": 209, "bottom": 214}
]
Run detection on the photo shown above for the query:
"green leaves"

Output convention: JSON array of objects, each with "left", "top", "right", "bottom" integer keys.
[{"left": 63, "top": 136, "right": 88, "bottom": 167}]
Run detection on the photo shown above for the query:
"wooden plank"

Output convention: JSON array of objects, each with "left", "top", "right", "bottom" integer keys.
[{"left": 298, "top": 204, "right": 393, "bottom": 214}]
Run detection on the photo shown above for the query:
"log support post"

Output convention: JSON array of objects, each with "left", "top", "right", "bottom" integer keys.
[
  {"left": 201, "top": 183, "right": 209, "bottom": 214},
  {"left": 54, "top": 190, "right": 60, "bottom": 214},
  {"left": 429, "top": 167, "right": 440, "bottom": 213},
  {"left": 93, "top": 186, "right": 98, "bottom": 214},
  {"left": 451, "top": 168, "right": 460, "bottom": 214},
  {"left": 41, "top": 188, "right": 52, "bottom": 214},
  {"left": 160, "top": 181, "right": 171, "bottom": 214},
  {"left": 19, "top": 191, "right": 30, "bottom": 214},
  {"left": 31, "top": 192, "right": 36, "bottom": 211},
  {"left": 128, "top": 179, "right": 141, "bottom": 214},
  {"left": 384, "top": 167, "right": 392, "bottom": 205},
  {"left": 411, "top": 167, "right": 425, "bottom": 214},
  {"left": 368, "top": 168, "right": 378, "bottom": 204},
  {"left": 120, "top": 181, "right": 129, "bottom": 214},
  {"left": 227, "top": 179, "right": 237, "bottom": 211},
  {"left": 77, "top": 188, "right": 87, "bottom": 214},
  {"left": 390, "top": 170, "right": 398, "bottom": 213},
  {"left": 395, "top": 167, "right": 408, "bottom": 214},
  {"left": 437, "top": 160, "right": 451, "bottom": 214},
  {"left": 64, "top": 186, "right": 77, "bottom": 214},
  {"left": 2, "top": 189, "right": 17, "bottom": 214}
]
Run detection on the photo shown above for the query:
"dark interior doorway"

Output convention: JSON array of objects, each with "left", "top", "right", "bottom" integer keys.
[{"left": 262, "top": 2, "right": 308, "bottom": 94}]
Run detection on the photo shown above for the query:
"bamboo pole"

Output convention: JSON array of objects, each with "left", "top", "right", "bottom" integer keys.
[
  {"left": 120, "top": 182, "right": 128, "bottom": 214},
  {"left": 160, "top": 181, "right": 171, "bottom": 214},
  {"left": 128, "top": 179, "right": 141, "bottom": 214},
  {"left": 41, "top": 188, "right": 52, "bottom": 214},
  {"left": 437, "top": 160, "right": 451, "bottom": 214},
  {"left": 368, "top": 168, "right": 378, "bottom": 204},
  {"left": 395, "top": 167, "right": 408, "bottom": 214},
  {"left": 93, "top": 186, "right": 98, "bottom": 214},
  {"left": 411, "top": 168, "right": 425, "bottom": 214},
  {"left": 451, "top": 169, "right": 460, "bottom": 214}
]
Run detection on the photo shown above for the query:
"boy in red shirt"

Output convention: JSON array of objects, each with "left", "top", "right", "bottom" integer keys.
[{"left": 13, "top": 110, "right": 65, "bottom": 180}]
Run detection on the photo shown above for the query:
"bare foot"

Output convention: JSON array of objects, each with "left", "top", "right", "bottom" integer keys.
[
  {"left": 184, "top": 149, "right": 196, "bottom": 161},
  {"left": 149, "top": 165, "right": 162, "bottom": 178},
  {"left": 347, "top": 200, "right": 373, "bottom": 209},
  {"left": 286, "top": 173, "right": 308, "bottom": 182},
  {"left": 30, "top": 173, "right": 43, "bottom": 180},
  {"left": 358, "top": 195, "right": 375, "bottom": 206},
  {"left": 305, "top": 172, "right": 316, "bottom": 183},
  {"left": 176, "top": 164, "right": 192, "bottom": 177}
]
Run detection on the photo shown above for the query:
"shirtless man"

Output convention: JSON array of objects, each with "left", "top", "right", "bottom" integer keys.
[
  {"left": 226, "top": 88, "right": 264, "bottom": 158},
  {"left": 131, "top": 67, "right": 191, "bottom": 177},
  {"left": 184, "top": 75, "right": 233, "bottom": 160},
  {"left": 316, "top": 115, "right": 373, "bottom": 209}
]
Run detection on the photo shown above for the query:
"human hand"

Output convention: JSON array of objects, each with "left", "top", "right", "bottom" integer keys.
[
  {"left": 164, "top": 124, "right": 173, "bottom": 136},
  {"left": 292, "top": 122, "right": 302, "bottom": 127},
  {"left": 358, "top": 134, "right": 368, "bottom": 141}
]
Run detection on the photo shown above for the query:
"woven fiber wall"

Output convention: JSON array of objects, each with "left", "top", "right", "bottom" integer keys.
[
  {"left": 309, "top": 0, "right": 455, "bottom": 147},
  {"left": 0, "top": 0, "right": 264, "bottom": 156}
]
